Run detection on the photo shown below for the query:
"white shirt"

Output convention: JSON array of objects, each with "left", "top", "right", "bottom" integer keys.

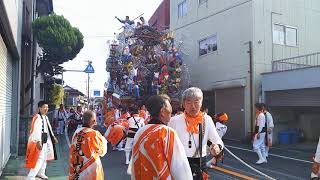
[
  {"left": 30, "top": 114, "right": 51, "bottom": 143},
  {"left": 315, "top": 137, "right": 320, "bottom": 163},
  {"left": 128, "top": 116, "right": 145, "bottom": 129},
  {"left": 114, "top": 109, "right": 120, "bottom": 120},
  {"left": 168, "top": 114, "right": 224, "bottom": 158},
  {"left": 265, "top": 111, "right": 274, "bottom": 129},
  {"left": 216, "top": 122, "right": 227, "bottom": 138},
  {"left": 256, "top": 113, "right": 266, "bottom": 133},
  {"left": 54, "top": 109, "right": 68, "bottom": 121}
]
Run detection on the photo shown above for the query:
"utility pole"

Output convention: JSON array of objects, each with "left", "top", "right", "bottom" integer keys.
[
  {"left": 62, "top": 61, "right": 95, "bottom": 109},
  {"left": 87, "top": 72, "right": 90, "bottom": 108}
]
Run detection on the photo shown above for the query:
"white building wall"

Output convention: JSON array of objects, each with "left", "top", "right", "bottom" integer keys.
[
  {"left": 3, "top": 0, "right": 22, "bottom": 56},
  {"left": 170, "top": 0, "right": 320, "bottom": 138},
  {"left": 170, "top": 0, "right": 253, "bottom": 134},
  {"left": 171, "top": 0, "right": 253, "bottom": 89},
  {"left": 33, "top": 73, "right": 44, "bottom": 114},
  {"left": 251, "top": 0, "right": 320, "bottom": 103}
]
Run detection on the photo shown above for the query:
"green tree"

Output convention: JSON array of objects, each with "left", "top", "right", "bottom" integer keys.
[
  {"left": 49, "top": 83, "right": 65, "bottom": 108},
  {"left": 33, "top": 14, "right": 84, "bottom": 75}
]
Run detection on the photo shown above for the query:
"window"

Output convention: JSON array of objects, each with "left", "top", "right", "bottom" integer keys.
[
  {"left": 178, "top": 0, "right": 187, "bottom": 18},
  {"left": 199, "top": 35, "right": 217, "bottom": 56},
  {"left": 199, "top": 0, "right": 208, "bottom": 5},
  {"left": 273, "top": 24, "right": 297, "bottom": 46},
  {"left": 273, "top": 24, "right": 285, "bottom": 45},
  {"left": 285, "top": 27, "right": 297, "bottom": 46}
]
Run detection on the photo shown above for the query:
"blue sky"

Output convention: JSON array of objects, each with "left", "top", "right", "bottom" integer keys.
[{"left": 54, "top": 0, "right": 162, "bottom": 96}]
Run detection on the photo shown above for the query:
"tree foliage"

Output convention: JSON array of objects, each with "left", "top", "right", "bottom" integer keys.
[
  {"left": 49, "top": 83, "right": 65, "bottom": 108},
  {"left": 33, "top": 14, "right": 84, "bottom": 75}
]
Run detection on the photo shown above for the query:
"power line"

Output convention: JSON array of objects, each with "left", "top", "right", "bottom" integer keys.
[{"left": 84, "top": 35, "right": 116, "bottom": 39}]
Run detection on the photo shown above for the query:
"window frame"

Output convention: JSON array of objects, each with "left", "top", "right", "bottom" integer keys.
[
  {"left": 285, "top": 25, "right": 298, "bottom": 47},
  {"left": 198, "top": 34, "right": 218, "bottom": 57},
  {"left": 273, "top": 23, "right": 298, "bottom": 47},
  {"left": 178, "top": 0, "right": 187, "bottom": 18},
  {"left": 199, "top": 0, "right": 208, "bottom": 5}
]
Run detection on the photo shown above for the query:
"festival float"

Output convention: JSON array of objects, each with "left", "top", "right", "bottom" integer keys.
[{"left": 104, "top": 18, "right": 190, "bottom": 111}]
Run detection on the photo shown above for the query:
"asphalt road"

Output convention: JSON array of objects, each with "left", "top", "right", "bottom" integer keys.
[
  {"left": 99, "top": 142, "right": 313, "bottom": 180},
  {"left": 89, "top": 125, "right": 315, "bottom": 180}
]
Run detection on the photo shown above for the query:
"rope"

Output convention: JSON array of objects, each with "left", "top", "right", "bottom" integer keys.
[{"left": 224, "top": 147, "right": 277, "bottom": 180}]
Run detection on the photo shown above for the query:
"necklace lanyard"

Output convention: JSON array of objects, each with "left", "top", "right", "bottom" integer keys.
[
  {"left": 38, "top": 113, "right": 45, "bottom": 133},
  {"left": 185, "top": 120, "right": 197, "bottom": 149}
]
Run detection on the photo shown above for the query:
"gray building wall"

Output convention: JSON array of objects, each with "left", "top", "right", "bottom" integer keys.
[
  {"left": 252, "top": 0, "right": 320, "bottom": 100},
  {"left": 3, "top": 0, "right": 23, "bottom": 55},
  {"left": 33, "top": 73, "right": 45, "bottom": 113},
  {"left": 262, "top": 66, "right": 320, "bottom": 92},
  {"left": 170, "top": 0, "right": 253, "bottom": 136},
  {"left": 170, "top": 0, "right": 320, "bottom": 139},
  {"left": 1, "top": 0, "right": 22, "bottom": 163}
]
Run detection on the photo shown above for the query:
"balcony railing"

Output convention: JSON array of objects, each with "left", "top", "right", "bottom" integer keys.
[{"left": 272, "top": 52, "right": 320, "bottom": 72}]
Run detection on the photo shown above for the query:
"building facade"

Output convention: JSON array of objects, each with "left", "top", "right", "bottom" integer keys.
[
  {"left": 170, "top": 0, "right": 320, "bottom": 141},
  {"left": 148, "top": 0, "right": 170, "bottom": 31},
  {"left": 0, "top": 0, "right": 22, "bottom": 174}
]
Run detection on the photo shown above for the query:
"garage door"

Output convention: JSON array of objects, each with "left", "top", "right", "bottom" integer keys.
[
  {"left": 215, "top": 87, "right": 245, "bottom": 141},
  {"left": 266, "top": 88, "right": 320, "bottom": 107},
  {"left": 0, "top": 35, "right": 13, "bottom": 171}
]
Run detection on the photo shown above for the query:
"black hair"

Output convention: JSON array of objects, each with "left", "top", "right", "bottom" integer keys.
[
  {"left": 146, "top": 94, "right": 170, "bottom": 118},
  {"left": 38, "top": 101, "right": 48, "bottom": 108},
  {"left": 255, "top": 103, "right": 263, "bottom": 111},
  {"left": 201, "top": 103, "right": 209, "bottom": 111},
  {"left": 129, "top": 107, "right": 139, "bottom": 115}
]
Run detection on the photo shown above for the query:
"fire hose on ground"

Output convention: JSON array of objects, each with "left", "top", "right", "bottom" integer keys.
[{"left": 223, "top": 147, "right": 277, "bottom": 180}]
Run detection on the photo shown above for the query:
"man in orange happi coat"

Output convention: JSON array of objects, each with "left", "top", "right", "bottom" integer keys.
[
  {"left": 129, "top": 95, "right": 192, "bottom": 180},
  {"left": 69, "top": 111, "right": 108, "bottom": 180},
  {"left": 104, "top": 107, "right": 116, "bottom": 127},
  {"left": 26, "top": 101, "right": 58, "bottom": 180},
  {"left": 104, "top": 118, "right": 129, "bottom": 150}
]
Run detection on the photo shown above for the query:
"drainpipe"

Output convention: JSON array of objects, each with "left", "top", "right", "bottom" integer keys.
[{"left": 248, "top": 41, "right": 254, "bottom": 135}]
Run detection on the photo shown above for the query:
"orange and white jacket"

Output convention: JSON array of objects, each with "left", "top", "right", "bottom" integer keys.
[
  {"left": 129, "top": 124, "right": 193, "bottom": 180},
  {"left": 25, "top": 114, "right": 55, "bottom": 169},
  {"left": 69, "top": 127, "right": 108, "bottom": 180}
]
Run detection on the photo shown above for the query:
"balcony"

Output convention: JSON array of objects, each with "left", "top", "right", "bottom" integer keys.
[{"left": 272, "top": 52, "right": 320, "bottom": 72}]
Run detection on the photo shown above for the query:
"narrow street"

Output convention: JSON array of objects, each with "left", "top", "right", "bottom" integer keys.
[{"left": 99, "top": 135, "right": 313, "bottom": 180}]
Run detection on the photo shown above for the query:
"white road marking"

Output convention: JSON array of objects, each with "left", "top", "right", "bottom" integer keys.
[{"left": 226, "top": 145, "right": 313, "bottom": 164}]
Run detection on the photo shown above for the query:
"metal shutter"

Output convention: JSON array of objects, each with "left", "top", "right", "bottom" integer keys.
[
  {"left": 266, "top": 88, "right": 320, "bottom": 107},
  {"left": 0, "top": 35, "right": 13, "bottom": 171},
  {"left": 215, "top": 87, "right": 245, "bottom": 141}
]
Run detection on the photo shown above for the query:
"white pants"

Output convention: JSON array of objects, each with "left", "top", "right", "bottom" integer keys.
[
  {"left": 253, "top": 132, "right": 266, "bottom": 153},
  {"left": 125, "top": 137, "right": 134, "bottom": 164},
  {"left": 125, "top": 137, "right": 134, "bottom": 153},
  {"left": 57, "top": 120, "right": 65, "bottom": 134},
  {"left": 265, "top": 131, "right": 273, "bottom": 154},
  {"left": 27, "top": 143, "right": 48, "bottom": 177}
]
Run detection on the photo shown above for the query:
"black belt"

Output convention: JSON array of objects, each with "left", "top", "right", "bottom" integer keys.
[
  {"left": 127, "top": 132, "right": 136, "bottom": 138},
  {"left": 255, "top": 126, "right": 266, "bottom": 133},
  {"left": 58, "top": 119, "right": 64, "bottom": 121},
  {"left": 129, "top": 128, "right": 138, "bottom": 132},
  {"left": 188, "top": 157, "right": 207, "bottom": 179}
]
